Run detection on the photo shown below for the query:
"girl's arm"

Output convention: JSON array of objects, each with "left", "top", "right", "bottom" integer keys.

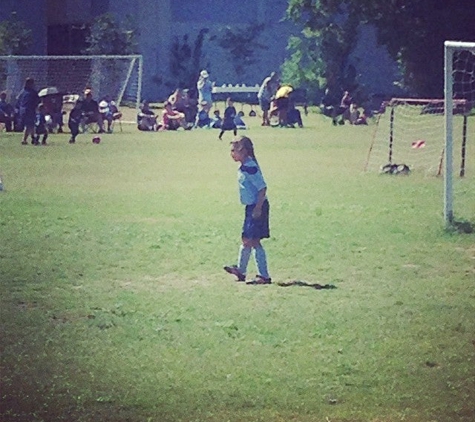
[{"left": 252, "top": 187, "right": 267, "bottom": 218}]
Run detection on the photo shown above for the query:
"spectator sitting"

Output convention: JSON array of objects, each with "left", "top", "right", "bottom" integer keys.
[
  {"left": 79, "top": 89, "right": 105, "bottom": 133},
  {"left": 137, "top": 101, "right": 158, "bottom": 131},
  {"left": 0, "top": 91, "right": 15, "bottom": 132},
  {"left": 321, "top": 88, "right": 353, "bottom": 125},
  {"left": 33, "top": 104, "right": 48, "bottom": 145},
  {"left": 355, "top": 109, "right": 368, "bottom": 125},
  {"left": 158, "top": 101, "right": 187, "bottom": 131},
  {"left": 344, "top": 103, "right": 368, "bottom": 125},
  {"left": 168, "top": 88, "right": 196, "bottom": 127},
  {"left": 210, "top": 109, "right": 222, "bottom": 129},
  {"left": 41, "top": 90, "right": 64, "bottom": 133},
  {"left": 234, "top": 112, "right": 247, "bottom": 130},
  {"left": 194, "top": 101, "right": 211, "bottom": 128},
  {"left": 99, "top": 95, "right": 122, "bottom": 133},
  {"left": 338, "top": 91, "right": 353, "bottom": 125},
  {"left": 346, "top": 103, "right": 360, "bottom": 124},
  {"left": 274, "top": 84, "right": 294, "bottom": 127},
  {"left": 287, "top": 100, "right": 303, "bottom": 128}
]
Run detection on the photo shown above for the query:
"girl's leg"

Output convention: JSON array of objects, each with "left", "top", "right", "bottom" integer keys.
[
  {"left": 23, "top": 126, "right": 34, "bottom": 144},
  {"left": 237, "top": 242, "right": 252, "bottom": 276},
  {"left": 252, "top": 240, "right": 270, "bottom": 279}
]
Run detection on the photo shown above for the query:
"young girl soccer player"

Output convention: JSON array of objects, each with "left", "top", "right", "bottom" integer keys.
[
  {"left": 224, "top": 136, "right": 271, "bottom": 284},
  {"left": 218, "top": 97, "right": 237, "bottom": 140}
]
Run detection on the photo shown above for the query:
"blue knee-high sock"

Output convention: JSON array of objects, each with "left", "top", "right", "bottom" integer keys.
[
  {"left": 254, "top": 246, "right": 269, "bottom": 278},
  {"left": 238, "top": 245, "right": 252, "bottom": 275}
]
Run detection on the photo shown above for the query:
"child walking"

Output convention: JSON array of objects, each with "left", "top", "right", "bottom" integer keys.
[
  {"left": 33, "top": 104, "right": 48, "bottom": 145},
  {"left": 218, "top": 97, "right": 237, "bottom": 140},
  {"left": 224, "top": 136, "right": 271, "bottom": 285}
]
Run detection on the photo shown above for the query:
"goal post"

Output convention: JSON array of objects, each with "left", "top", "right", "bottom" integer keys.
[
  {"left": 0, "top": 55, "right": 143, "bottom": 110},
  {"left": 444, "top": 41, "right": 475, "bottom": 228}
]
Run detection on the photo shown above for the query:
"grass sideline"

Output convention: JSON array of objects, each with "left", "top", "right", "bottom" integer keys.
[{"left": 0, "top": 110, "right": 474, "bottom": 422}]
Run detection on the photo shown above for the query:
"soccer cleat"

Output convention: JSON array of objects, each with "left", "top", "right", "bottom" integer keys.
[
  {"left": 246, "top": 275, "right": 272, "bottom": 285},
  {"left": 223, "top": 265, "right": 246, "bottom": 282}
]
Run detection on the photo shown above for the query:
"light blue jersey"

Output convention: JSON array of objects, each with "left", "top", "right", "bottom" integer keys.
[{"left": 238, "top": 158, "right": 267, "bottom": 205}]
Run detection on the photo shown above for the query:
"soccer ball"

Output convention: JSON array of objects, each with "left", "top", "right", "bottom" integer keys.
[{"left": 92, "top": 136, "right": 101, "bottom": 144}]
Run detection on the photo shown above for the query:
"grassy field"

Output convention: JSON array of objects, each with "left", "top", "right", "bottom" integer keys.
[{"left": 0, "top": 109, "right": 474, "bottom": 422}]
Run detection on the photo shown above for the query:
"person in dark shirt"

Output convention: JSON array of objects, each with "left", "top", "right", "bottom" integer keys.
[
  {"left": 17, "top": 77, "right": 40, "bottom": 145},
  {"left": 137, "top": 101, "right": 157, "bottom": 131},
  {"left": 218, "top": 97, "right": 237, "bottom": 140},
  {"left": 79, "top": 88, "right": 105, "bottom": 133},
  {"left": 0, "top": 91, "right": 15, "bottom": 132},
  {"left": 68, "top": 101, "right": 83, "bottom": 144},
  {"left": 287, "top": 99, "right": 304, "bottom": 128},
  {"left": 33, "top": 104, "right": 48, "bottom": 145}
]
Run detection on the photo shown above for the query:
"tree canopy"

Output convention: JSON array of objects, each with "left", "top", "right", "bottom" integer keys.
[
  {"left": 82, "top": 13, "right": 137, "bottom": 55},
  {"left": 211, "top": 23, "right": 268, "bottom": 79},
  {"left": 284, "top": 0, "right": 475, "bottom": 98},
  {"left": 0, "top": 12, "right": 32, "bottom": 55}
]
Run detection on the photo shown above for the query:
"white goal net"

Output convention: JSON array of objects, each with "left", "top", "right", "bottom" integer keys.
[
  {"left": 0, "top": 55, "right": 142, "bottom": 109},
  {"left": 365, "top": 97, "right": 471, "bottom": 177}
]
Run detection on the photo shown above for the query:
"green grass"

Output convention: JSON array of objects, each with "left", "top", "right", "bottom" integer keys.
[{"left": 1, "top": 112, "right": 474, "bottom": 422}]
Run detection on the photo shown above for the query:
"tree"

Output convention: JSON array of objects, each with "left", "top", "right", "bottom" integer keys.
[
  {"left": 167, "top": 29, "right": 209, "bottom": 92},
  {"left": 285, "top": 0, "right": 475, "bottom": 97},
  {"left": 212, "top": 23, "right": 268, "bottom": 80},
  {"left": 282, "top": 2, "right": 361, "bottom": 103},
  {"left": 82, "top": 13, "right": 137, "bottom": 55},
  {"left": 0, "top": 12, "right": 32, "bottom": 55}
]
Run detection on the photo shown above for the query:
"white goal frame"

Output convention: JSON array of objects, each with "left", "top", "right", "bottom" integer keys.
[
  {"left": 0, "top": 54, "right": 143, "bottom": 110},
  {"left": 444, "top": 41, "right": 475, "bottom": 228}
]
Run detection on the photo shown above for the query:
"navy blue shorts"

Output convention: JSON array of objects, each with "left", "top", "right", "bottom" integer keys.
[{"left": 242, "top": 199, "right": 270, "bottom": 240}]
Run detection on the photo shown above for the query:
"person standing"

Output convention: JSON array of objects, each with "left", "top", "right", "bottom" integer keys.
[
  {"left": 68, "top": 101, "right": 83, "bottom": 144},
  {"left": 17, "top": 78, "right": 40, "bottom": 145},
  {"left": 224, "top": 136, "right": 272, "bottom": 285},
  {"left": 218, "top": 97, "right": 237, "bottom": 140},
  {"left": 197, "top": 70, "right": 213, "bottom": 114},
  {"left": 257, "top": 72, "right": 279, "bottom": 126}
]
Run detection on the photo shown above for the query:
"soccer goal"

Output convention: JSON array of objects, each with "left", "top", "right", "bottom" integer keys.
[
  {"left": 0, "top": 55, "right": 142, "bottom": 109},
  {"left": 365, "top": 41, "right": 474, "bottom": 228},
  {"left": 364, "top": 97, "right": 470, "bottom": 177}
]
